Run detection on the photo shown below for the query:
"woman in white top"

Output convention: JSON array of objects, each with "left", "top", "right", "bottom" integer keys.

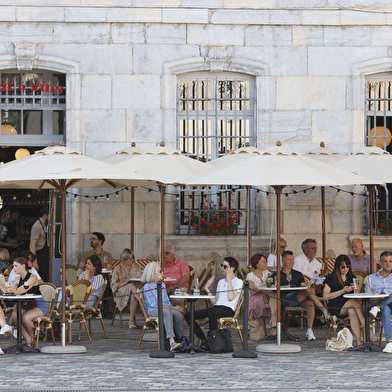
[
  {"left": 267, "top": 237, "right": 287, "bottom": 268},
  {"left": 246, "top": 254, "right": 270, "bottom": 318}
]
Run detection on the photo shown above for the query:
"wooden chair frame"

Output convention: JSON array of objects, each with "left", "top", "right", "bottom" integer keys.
[
  {"left": 83, "top": 277, "right": 108, "bottom": 339},
  {"left": 54, "top": 279, "right": 92, "bottom": 344},
  {"left": 136, "top": 283, "right": 159, "bottom": 350}
]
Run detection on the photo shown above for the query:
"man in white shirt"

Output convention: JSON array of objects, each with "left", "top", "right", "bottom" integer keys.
[
  {"left": 184, "top": 257, "right": 243, "bottom": 352},
  {"left": 294, "top": 238, "right": 322, "bottom": 294}
]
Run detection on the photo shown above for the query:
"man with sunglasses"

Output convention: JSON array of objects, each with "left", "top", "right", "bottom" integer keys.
[
  {"left": 365, "top": 251, "right": 392, "bottom": 353},
  {"left": 184, "top": 257, "right": 243, "bottom": 352},
  {"left": 163, "top": 247, "right": 190, "bottom": 295}
]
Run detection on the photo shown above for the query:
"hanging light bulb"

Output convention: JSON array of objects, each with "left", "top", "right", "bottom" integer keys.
[
  {"left": 27, "top": 193, "right": 31, "bottom": 198},
  {"left": 106, "top": 195, "right": 110, "bottom": 201},
  {"left": 115, "top": 191, "right": 119, "bottom": 198}
]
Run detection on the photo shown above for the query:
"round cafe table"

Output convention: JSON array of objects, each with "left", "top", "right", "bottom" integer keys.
[
  {"left": 344, "top": 292, "right": 388, "bottom": 352},
  {"left": 170, "top": 294, "right": 215, "bottom": 354},
  {"left": 263, "top": 286, "right": 307, "bottom": 341},
  {"left": 0, "top": 294, "right": 42, "bottom": 354}
]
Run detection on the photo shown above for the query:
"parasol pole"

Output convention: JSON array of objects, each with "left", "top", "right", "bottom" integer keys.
[
  {"left": 321, "top": 186, "right": 326, "bottom": 273},
  {"left": 272, "top": 185, "right": 284, "bottom": 345},
  {"left": 368, "top": 185, "right": 375, "bottom": 274},
  {"left": 131, "top": 187, "right": 135, "bottom": 253},
  {"left": 246, "top": 186, "right": 252, "bottom": 267},
  {"left": 159, "top": 185, "right": 166, "bottom": 270},
  {"left": 60, "top": 185, "right": 67, "bottom": 346}
]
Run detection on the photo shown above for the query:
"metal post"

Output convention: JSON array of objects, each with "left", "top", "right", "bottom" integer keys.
[
  {"left": 233, "top": 281, "right": 257, "bottom": 358},
  {"left": 150, "top": 281, "right": 175, "bottom": 358}
]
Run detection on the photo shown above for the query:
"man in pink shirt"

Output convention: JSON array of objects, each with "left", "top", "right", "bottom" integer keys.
[{"left": 163, "top": 246, "right": 190, "bottom": 294}]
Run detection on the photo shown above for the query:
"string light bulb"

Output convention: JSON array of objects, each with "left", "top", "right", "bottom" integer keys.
[
  {"left": 94, "top": 196, "right": 98, "bottom": 202},
  {"left": 106, "top": 195, "right": 110, "bottom": 201},
  {"left": 115, "top": 191, "right": 119, "bottom": 198},
  {"left": 27, "top": 193, "right": 31, "bottom": 198},
  {"left": 73, "top": 196, "right": 77, "bottom": 201}
]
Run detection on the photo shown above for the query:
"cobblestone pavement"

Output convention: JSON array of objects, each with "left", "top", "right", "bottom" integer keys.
[{"left": 0, "top": 316, "right": 391, "bottom": 392}]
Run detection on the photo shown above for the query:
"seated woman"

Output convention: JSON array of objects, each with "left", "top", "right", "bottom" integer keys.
[
  {"left": 0, "top": 272, "right": 12, "bottom": 340},
  {"left": 246, "top": 254, "right": 270, "bottom": 319},
  {"left": 184, "top": 257, "right": 243, "bottom": 351},
  {"left": 142, "top": 262, "right": 183, "bottom": 351},
  {"left": 3, "top": 257, "right": 48, "bottom": 348},
  {"left": 78, "top": 255, "right": 104, "bottom": 308},
  {"left": 323, "top": 254, "right": 377, "bottom": 344},
  {"left": 0, "top": 248, "right": 10, "bottom": 273},
  {"left": 267, "top": 237, "right": 287, "bottom": 268},
  {"left": 111, "top": 249, "right": 142, "bottom": 328},
  {"left": 8, "top": 250, "right": 43, "bottom": 286}
]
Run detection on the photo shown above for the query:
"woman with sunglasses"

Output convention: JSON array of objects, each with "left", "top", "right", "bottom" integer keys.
[
  {"left": 142, "top": 262, "right": 183, "bottom": 351},
  {"left": 184, "top": 257, "right": 243, "bottom": 352},
  {"left": 323, "top": 254, "right": 377, "bottom": 344}
]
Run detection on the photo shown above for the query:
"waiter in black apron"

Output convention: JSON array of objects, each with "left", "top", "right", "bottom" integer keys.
[{"left": 29, "top": 206, "right": 50, "bottom": 282}]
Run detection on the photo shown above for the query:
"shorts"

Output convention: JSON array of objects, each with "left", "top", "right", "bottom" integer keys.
[{"left": 285, "top": 291, "right": 305, "bottom": 308}]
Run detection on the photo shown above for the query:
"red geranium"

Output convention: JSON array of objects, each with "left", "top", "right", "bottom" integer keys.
[
  {"left": 192, "top": 223, "right": 198, "bottom": 229},
  {"left": 225, "top": 222, "right": 230, "bottom": 227},
  {"left": 208, "top": 222, "right": 214, "bottom": 228}
]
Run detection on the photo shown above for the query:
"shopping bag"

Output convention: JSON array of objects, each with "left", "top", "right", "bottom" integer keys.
[
  {"left": 248, "top": 310, "right": 265, "bottom": 340},
  {"left": 325, "top": 327, "right": 353, "bottom": 351}
]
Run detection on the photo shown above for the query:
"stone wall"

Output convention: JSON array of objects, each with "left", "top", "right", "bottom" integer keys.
[{"left": 0, "top": 2, "right": 388, "bottom": 264}]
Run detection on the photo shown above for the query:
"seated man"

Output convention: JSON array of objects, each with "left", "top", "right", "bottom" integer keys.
[
  {"left": 184, "top": 257, "right": 243, "bottom": 352},
  {"left": 270, "top": 250, "right": 327, "bottom": 341},
  {"left": 163, "top": 247, "right": 190, "bottom": 294},
  {"left": 348, "top": 238, "right": 371, "bottom": 275},
  {"left": 366, "top": 251, "right": 392, "bottom": 353},
  {"left": 294, "top": 238, "right": 323, "bottom": 294},
  {"left": 78, "top": 232, "right": 113, "bottom": 270}
]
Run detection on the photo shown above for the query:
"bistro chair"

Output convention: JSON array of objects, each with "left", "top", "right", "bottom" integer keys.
[
  {"left": 285, "top": 275, "right": 314, "bottom": 331},
  {"left": 33, "top": 283, "right": 59, "bottom": 349},
  {"left": 136, "top": 283, "right": 159, "bottom": 350},
  {"left": 218, "top": 289, "right": 245, "bottom": 343},
  {"left": 323, "top": 298, "right": 351, "bottom": 339},
  {"left": 2, "top": 264, "right": 13, "bottom": 280},
  {"left": 198, "top": 261, "right": 215, "bottom": 307},
  {"left": 65, "top": 264, "right": 79, "bottom": 286},
  {"left": 54, "top": 279, "right": 92, "bottom": 344},
  {"left": 188, "top": 265, "right": 195, "bottom": 290},
  {"left": 83, "top": 277, "right": 108, "bottom": 339},
  {"left": 236, "top": 265, "right": 247, "bottom": 281}
]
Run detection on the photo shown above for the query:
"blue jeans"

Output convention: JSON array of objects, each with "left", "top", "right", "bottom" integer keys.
[{"left": 370, "top": 294, "right": 392, "bottom": 342}]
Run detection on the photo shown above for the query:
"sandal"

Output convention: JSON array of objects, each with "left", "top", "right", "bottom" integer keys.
[{"left": 129, "top": 322, "right": 137, "bottom": 329}]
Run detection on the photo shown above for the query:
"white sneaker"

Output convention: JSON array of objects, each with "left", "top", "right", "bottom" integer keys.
[
  {"left": 0, "top": 325, "right": 12, "bottom": 336},
  {"left": 0, "top": 347, "right": 4, "bottom": 355},
  {"left": 370, "top": 306, "right": 381, "bottom": 318},
  {"left": 13, "top": 329, "right": 17, "bottom": 339},
  {"left": 383, "top": 342, "right": 392, "bottom": 353},
  {"left": 306, "top": 329, "right": 316, "bottom": 341}
]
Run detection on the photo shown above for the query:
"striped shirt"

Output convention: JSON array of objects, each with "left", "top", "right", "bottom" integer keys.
[{"left": 78, "top": 272, "right": 104, "bottom": 298}]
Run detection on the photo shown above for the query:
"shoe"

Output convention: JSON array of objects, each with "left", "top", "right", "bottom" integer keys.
[
  {"left": 13, "top": 330, "right": 17, "bottom": 339},
  {"left": 0, "top": 325, "right": 12, "bottom": 336},
  {"left": 306, "top": 329, "right": 316, "bottom": 341},
  {"left": 383, "top": 342, "right": 392, "bottom": 353},
  {"left": 370, "top": 306, "right": 381, "bottom": 318},
  {"left": 129, "top": 323, "right": 137, "bottom": 329},
  {"left": 0, "top": 347, "right": 3, "bottom": 355},
  {"left": 170, "top": 341, "right": 182, "bottom": 352},
  {"left": 198, "top": 339, "right": 209, "bottom": 353}
]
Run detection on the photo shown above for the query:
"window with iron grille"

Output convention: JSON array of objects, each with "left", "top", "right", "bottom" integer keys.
[
  {"left": 366, "top": 77, "right": 392, "bottom": 233},
  {"left": 177, "top": 72, "right": 257, "bottom": 235},
  {"left": 0, "top": 70, "right": 65, "bottom": 147}
]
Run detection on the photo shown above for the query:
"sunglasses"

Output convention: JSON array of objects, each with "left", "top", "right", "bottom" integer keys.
[
  {"left": 163, "top": 252, "right": 172, "bottom": 255},
  {"left": 221, "top": 264, "right": 229, "bottom": 269},
  {"left": 340, "top": 265, "right": 350, "bottom": 269}
]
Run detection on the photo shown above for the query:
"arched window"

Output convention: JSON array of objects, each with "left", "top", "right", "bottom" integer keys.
[{"left": 177, "top": 72, "right": 257, "bottom": 235}]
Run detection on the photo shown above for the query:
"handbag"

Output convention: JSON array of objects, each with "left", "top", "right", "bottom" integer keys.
[
  {"left": 207, "top": 329, "right": 226, "bottom": 353},
  {"left": 325, "top": 327, "right": 353, "bottom": 351},
  {"left": 219, "top": 329, "right": 233, "bottom": 352},
  {"left": 248, "top": 310, "right": 265, "bottom": 341}
]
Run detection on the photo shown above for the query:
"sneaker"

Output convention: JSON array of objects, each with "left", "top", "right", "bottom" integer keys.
[
  {"left": 13, "top": 329, "right": 17, "bottom": 339},
  {"left": 0, "top": 325, "right": 12, "bottom": 336},
  {"left": 170, "top": 341, "right": 182, "bottom": 352},
  {"left": 370, "top": 306, "right": 381, "bottom": 318},
  {"left": 383, "top": 342, "right": 392, "bottom": 353},
  {"left": 0, "top": 347, "right": 3, "bottom": 355},
  {"left": 306, "top": 329, "right": 316, "bottom": 341}
]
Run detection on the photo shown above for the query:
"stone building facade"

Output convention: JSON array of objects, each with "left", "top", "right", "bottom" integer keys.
[{"left": 1, "top": 1, "right": 392, "bottom": 271}]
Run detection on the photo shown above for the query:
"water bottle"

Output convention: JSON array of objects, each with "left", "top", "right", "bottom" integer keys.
[{"left": 266, "top": 273, "right": 272, "bottom": 288}]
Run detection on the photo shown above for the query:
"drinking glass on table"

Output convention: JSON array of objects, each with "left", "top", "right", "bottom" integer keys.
[
  {"left": 23, "top": 281, "right": 29, "bottom": 291},
  {"left": 353, "top": 278, "right": 359, "bottom": 293},
  {"left": 103, "top": 256, "right": 108, "bottom": 269},
  {"left": 286, "top": 273, "right": 292, "bottom": 287},
  {"left": 368, "top": 277, "right": 374, "bottom": 293}
]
